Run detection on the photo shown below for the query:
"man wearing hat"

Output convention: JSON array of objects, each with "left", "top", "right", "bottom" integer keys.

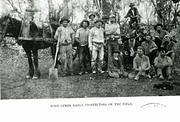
[
  {"left": 75, "top": 20, "right": 91, "bottom": 75},
  {"left": 154, "top": 48, "right": 173, "bottom": 80},
  {"left": 141, "top": 34, "right": 158, "bottom": 65},
  {"left": 125, "top": 3, "right": 140, "bottom": 28},
  {"left": 88, "top": 13, "right": 96, "bottom": 29},
  {"left": 105, "top": 14, "right": 121, "bottom": 72},
  {"left": 108, "top": 45, "right": 125, "bottom": 78},
  {"left": 54, "top": 17, "right": 75, "bottom": 76},
  {"left": 153, "top": 23, "right": 169, "bottom": 49},
  {"left": 89, "top": 19, "right": 105, "bottom": 74},
  {"left": 132, "top": 46, "right": 151, "bottom": 81}
]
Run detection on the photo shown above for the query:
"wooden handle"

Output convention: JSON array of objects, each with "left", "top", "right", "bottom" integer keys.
[{"left": 53, "top": 38, "right": 60, "bottom": 68}]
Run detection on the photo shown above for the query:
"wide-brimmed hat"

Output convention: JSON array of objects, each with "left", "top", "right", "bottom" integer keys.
[
  {"left": 94, "top": 19, "right": 103, "bottom": 24},
  {"left": 102, "top": 15, "right": 109, "bottom": 19},
  {"left": 154, "top": 23, "right": 163, "bottom": 30},
  {"left": 129, "top": 3, "right": 135, "bottom": 7},
  {"left": 60, "top": 17, "right": 70, "bottom": 24},
  {"left": 89, "top": 13, "right": 96, "bottom": 18},
  {"left": 80, "top": 20, "right": 90, "bottom": 27}
]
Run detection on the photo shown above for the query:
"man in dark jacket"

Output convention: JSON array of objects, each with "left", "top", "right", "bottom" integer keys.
[{"left": 125, "top": 3, "right": 140, "bottom": 28}]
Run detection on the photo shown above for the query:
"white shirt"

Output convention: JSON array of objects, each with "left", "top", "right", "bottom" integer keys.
[
  {"left": 105, "top": 23, "right": 120, "bottom": 35},
  {"left": 54, "top": 26, "right": 74, "bottom": 44},
  {"left": 89, "top": 26, "right": 104, "bottom": 48}
]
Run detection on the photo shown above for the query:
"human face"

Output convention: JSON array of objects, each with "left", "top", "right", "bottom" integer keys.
[
  {"left": 145, "top": 36, "right": 151, "bottom": 42},
  {"left": 90, "top": 15, "right": 95, "bottom": 20},
  {"left": 82, "top": 22, "right": 88, "bottom": 28},
  {"left": 156, "top": 26, "right": 162, "bottom": 32},
  {"left": 137, "top": 48, "right": 143, "bottom": 56},
  {"left": 96, "top": 21, "right": 102, "bottom": 28},
  {"left": 62, "top": 21, "right": 68, "bottom": 27},
  {"left": 113, "top": 52, "right": 119, "bottom": 60},
  {"left": 110, "top": 17, "right": 116, "bottom": 23}
]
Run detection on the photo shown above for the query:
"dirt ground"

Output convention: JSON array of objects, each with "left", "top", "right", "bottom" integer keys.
[{"left": 1, "top": 47, "right": 180, "bottom": 99}]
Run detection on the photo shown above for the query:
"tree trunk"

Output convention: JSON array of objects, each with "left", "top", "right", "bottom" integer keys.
[{"left": 47, "top": 0, "right": 54, "bottom": 22}]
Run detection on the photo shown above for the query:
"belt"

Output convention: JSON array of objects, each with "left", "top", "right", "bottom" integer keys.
[{"left": 92, "top": 42, "right": 104, "bottom": 45}]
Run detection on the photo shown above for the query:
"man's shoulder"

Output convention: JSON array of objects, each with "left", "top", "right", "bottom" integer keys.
[
  {"left": 141, "top": 41, "right": 146, "bottom": 45},
  {"left": 143, "top": 55, "right": 149, "bottom": 60},
  {"left": 165, "top": 56, "right": 172, "bottom": 60}
]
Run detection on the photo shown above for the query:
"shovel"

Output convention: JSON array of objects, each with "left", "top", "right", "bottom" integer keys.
[{"left": 49, "top": 38, "right": 60, "bottom": 81}]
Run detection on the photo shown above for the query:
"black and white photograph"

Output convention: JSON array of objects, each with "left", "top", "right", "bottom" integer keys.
[{"left": 0, "top": 0, "right": 180, "bottom": 100}]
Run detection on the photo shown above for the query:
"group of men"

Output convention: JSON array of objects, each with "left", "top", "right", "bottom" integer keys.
[{"left": 54, "top": 3, "right": 178, "bottom": 81}]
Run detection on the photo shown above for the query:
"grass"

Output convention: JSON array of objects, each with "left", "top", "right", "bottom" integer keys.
[{"left": 1, "top": 47, "right": 180, "bottom": 99}]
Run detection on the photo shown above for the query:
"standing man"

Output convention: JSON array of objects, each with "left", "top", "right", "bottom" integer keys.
[
  {"left": 75, "top": 20, "right": 90, "bottom": 75},
  {"left": 89, "top": 19, "right": 105, "bottom": 74},
  {"left": 105, "top": 15, "right": 122, "bottom": 73},
  {"left": 88, "top": 13, "right": 96, "bottom": 29},
  {"left": 54, "top": 17, "right": 75, "bottom": 76}
]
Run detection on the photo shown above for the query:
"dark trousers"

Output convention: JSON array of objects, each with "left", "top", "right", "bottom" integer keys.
[
  {"left": 148, "top": 49, "right": 158, "bottom": 65},
  {"left": 78, "top": 45, "right": 91, "bottom": 72}
]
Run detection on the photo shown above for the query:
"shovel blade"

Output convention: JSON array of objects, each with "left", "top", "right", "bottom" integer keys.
[{"left": 49, "top": 67, "right": 58, "bottom": 81}]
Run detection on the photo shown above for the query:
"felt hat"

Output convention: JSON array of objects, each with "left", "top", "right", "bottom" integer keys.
[
  {"left": 89, "top": 13, "right": 96, "bottom": 18},
  {"left": 102, "top": 15, "right": 109, "bottom": 19},
  {"left": 94, "top": 19, "right": 103, "bottom": 24},
  {"left": 60, "top": 17, "right": 70, "bottom": 24},
  {"left": 80, "top": 19, "right": 90, "bottom": 27},
  {"left": 154, "top": 23, "right": 163, "bottom": 30},
  {"left": 129, "top": 3, "right": 135, "bottom": 7}
]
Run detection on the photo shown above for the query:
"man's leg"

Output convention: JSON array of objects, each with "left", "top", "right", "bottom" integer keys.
[
  {"left": 98, "top": 45, "right": 104, "bottom": 73},
  {"left": 59, "top": 46, "right": 67, "bottom": 75},
  {"left": 91, "top": 45, "right": 98, "bottom": 73},
  {"left": 84, "top": 45, "right": 90, "bottom": 73},
  {"left": 134, "top": 70, "right": 145, "bottom": 81},
  {"left": 67, "top": 44, "right": 73, "bottom": 75},
  {"left": 157, "top": 68, "right": 164, "bottom": 80},
  {"left": 166, "top": 66, "right": 173, "bottom": 80},
  {"left": 78, "top": 46, "right": 84, "bottom": 74}
]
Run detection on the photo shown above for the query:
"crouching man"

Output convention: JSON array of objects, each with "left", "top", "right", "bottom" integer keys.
[
  {"left": 89, "top": 19, "right": 105, "bottom": 74},
  {"left": 131, "top": 46, "right": 151, "bottom": 81},
  {"left": 108, "top": 47, "right": 125, "bottom": 78},
  {"left": 154, "top": 48, "right": 173, "bottom": 80}
]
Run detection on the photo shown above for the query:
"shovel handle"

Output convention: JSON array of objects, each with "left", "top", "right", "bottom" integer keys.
[{"left": 53, "top": 38, "right": 60, "bottom": 68}]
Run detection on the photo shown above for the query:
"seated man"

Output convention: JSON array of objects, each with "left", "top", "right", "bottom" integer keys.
[
  {"left": 154, "top": 48, "right": 173, "bottom": 80},
  {"left": 108, "top": 48, "right": 125, "bottom": 78},
  {"left": 161, "top": 35, "right": 175, "bottom": 63},
  {"left": 141, "top": 34, "right": 158, "bottom": 65},
  {"left": 132, "top": 46, "right": 151, "bottom": 81},
  {"left": 125, "top": 3, "right": 141, "bottom": 28}
]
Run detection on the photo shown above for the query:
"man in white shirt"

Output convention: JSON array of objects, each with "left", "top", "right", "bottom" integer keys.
[
  {"left": 105, "top": 15, "right": 122, "bottom": 72},
  {"left": 54, "top": 17, "right": 75, "bottom": 76},
  {"left": 89, "top": 19, "right": 105, "bottom": 74}
]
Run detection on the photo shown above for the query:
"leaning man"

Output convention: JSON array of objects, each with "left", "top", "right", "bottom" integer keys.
[{"left": 54, "top": 17, "right": 75, "bottom": 76}]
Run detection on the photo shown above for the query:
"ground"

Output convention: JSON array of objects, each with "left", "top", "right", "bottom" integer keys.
[{"left": 1, "top": 46, "right": 180, "bottom": 99}]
